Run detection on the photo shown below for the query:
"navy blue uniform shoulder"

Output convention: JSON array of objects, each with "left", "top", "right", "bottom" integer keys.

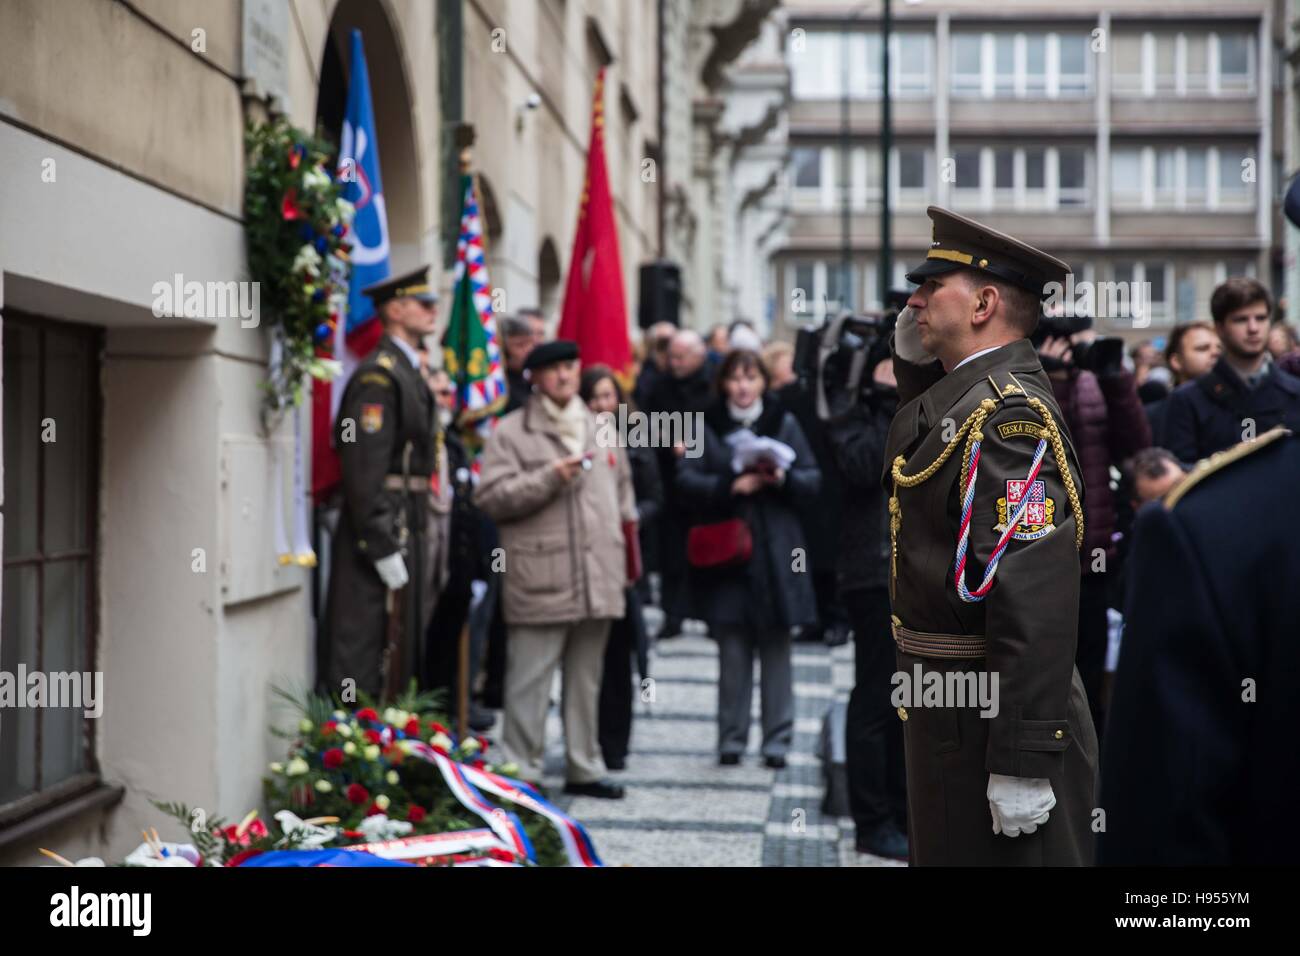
[{"left": 1162, "top": 426, "right": 1296, "bottom": 514}]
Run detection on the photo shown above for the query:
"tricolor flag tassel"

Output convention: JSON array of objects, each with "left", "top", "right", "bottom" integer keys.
[{"left": 291, "top": 403, "right": 317, "bottom": 568}]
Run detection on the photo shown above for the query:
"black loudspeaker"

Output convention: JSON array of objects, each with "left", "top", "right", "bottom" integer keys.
[{"left": 638, "top": 260, "right": 682, "bottom": 329}]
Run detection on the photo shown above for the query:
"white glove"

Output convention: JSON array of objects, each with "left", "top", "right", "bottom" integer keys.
[
  {"left": 374, "top": 552, "right": 409, "bottom": 591},
  {"left": 987, "top": 773, "right": 1056, "bottom": 837},
  {"left": 893, "top": 305, "right": 930, "bottom": 363}
]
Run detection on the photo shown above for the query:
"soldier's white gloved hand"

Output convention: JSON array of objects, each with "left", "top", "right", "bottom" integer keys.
[
  {"left": 893, "top": 305, "right": 930, "bottom": 363},
  {"left": 374, "top": 552, "right": 409, "bottom": 591},
  {"left": 987, "top": 773, "right": 1055, "bottom": 837}
]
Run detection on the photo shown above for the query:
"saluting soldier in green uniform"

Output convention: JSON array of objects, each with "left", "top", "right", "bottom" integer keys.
[
  {"left": 320, "top": 266, "right": 446, "bottom": 701},
  {"left": 884, "top": 207, "right": 1098, "bottom": 865}
]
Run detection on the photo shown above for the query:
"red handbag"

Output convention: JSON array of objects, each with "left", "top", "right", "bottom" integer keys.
[
  {"left": 623, "top": 520, "right": 643, "bottom": 583},
  {"left": 686, "top": 518, "right": 753, "bottom": 569}
]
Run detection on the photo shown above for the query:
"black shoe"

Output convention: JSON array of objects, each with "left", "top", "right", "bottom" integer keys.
[
  {"left": 468, "top": 704, "right": 496, "bottom": 733},
  {"left": 823, "top": 624, "right": 851, "bottom": 648},
  {"left": 856, "top": 823, "right": 909, "bottom": 861},
  {"left": 563, "top": 779, "right": 626, "bottom": 799},
  {"left": 604, "top": 755, "right": 626, "bottom": 771},
  {"left": 719, "top": 753, "right": 741, "bottom": 766},
  {"left": 764, "top": 755, "right": 787, "bottom": 770}
]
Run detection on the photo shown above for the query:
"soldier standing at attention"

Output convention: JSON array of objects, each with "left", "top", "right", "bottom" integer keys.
[
  {"left": 320, "top": 266, "right": 445, "bottom": 701},
  {"left": 884, "top": 207, "right": 1098, "bottom": 865}
]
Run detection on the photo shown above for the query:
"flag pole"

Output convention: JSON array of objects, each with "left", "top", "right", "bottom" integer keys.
[{"left": 455, "top": 145, "right": 472, "bottom": 744}]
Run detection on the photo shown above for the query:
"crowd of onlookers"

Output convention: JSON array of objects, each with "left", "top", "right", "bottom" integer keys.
[{"left": 415, "top": 274, "right": 1300, "bottom": 853}]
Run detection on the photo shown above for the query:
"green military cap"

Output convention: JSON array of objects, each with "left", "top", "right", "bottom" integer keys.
[
  {"left": 362, "top": 265, "right": 439, "bottom": 307},
  {"left": 907, "top": 206, "right": 1070, "bottom": 300}
]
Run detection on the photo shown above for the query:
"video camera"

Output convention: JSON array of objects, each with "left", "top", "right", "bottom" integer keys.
[
  {"left": 1032, "top": 312, "right": 1125, "bottom": 377},
  {"left": 794, "top": 297, "right": 903, "bottom": 421}
]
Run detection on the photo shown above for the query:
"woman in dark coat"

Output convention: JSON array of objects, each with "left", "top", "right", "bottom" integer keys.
[
  {"left": 676, "top": 350, "right": 821, "bottom": 768},
  {"left": 581, "top": 366, "right": 661, "bottom": 770}
]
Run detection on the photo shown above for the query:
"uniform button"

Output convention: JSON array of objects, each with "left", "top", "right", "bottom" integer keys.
[
  {"left": 359, "top": 540, "right": 368, "bottom": 551},
  {"left": 1054, "top": 729, "right": 1065, "bottom": 740},
  {"left": 897, "top": 706, "right": 908, "bottom": 722}
]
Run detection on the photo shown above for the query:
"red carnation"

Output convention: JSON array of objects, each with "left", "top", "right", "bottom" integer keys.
[
  {"left": 430, "top": 722, "right": 449, "bottom": 735},
  {"left": 471, "top": 759, "right": 487, "bottom": 770},
  {"left": 323, "top": 747, "right": 345, "bottom": 770},
  {"left": 404, "top": 718, "right": 421, "bottom": 736},
  {"left": 476, "top": 736, "right": 489, "bottom": 752},
  {"left": 356, "top": 708, "right": 379, "bottom": 722},
  {"left": 407, "top": 805, "right": 427, "bottom": 823},
  {"left": 364, "top": 802, "right": 383, "bottom": 818},
  {"left": 322, "top": 721, "right": 337, "bottom": 735},
  {"left": 346, "top": 783, "right": 369, "bottom": 805},
  {"left": 363, "top": 729, "right": 382, "bottom": 745},
  {"left": 218, "top": 818, "right": 269, "bottom": 847}
]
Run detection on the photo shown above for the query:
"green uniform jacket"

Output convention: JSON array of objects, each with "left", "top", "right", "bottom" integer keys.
[
  {"left": 882, "top": 338, "right": 1099, "bottom": 865},
  {"left": 319, "top": 335, "right": 440, "bottom": 700}
]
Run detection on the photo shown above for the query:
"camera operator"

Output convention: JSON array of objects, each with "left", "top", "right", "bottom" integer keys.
[
  {"left": 1035, "top": 314, "right": 1151, "bottom": 739},
  {"left": 801, "top": 309, "right": 908, "bottom": 860}
]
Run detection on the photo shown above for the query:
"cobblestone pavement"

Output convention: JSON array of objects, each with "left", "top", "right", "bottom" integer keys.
[{"left": 539, "top": 619, "right": 905, "bottom": 868}]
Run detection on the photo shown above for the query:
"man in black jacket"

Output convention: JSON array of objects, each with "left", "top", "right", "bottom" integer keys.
[
  {"left": 1163, "top": 278, "right": 1300, "bottom": 463},
  {"left": 825, "top": 355, "right": 909, "bottom": 860}
]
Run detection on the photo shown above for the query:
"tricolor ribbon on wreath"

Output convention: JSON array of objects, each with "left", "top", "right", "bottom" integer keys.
[{"left": 404, "top": 741, "right": 603, "bottom": 867}]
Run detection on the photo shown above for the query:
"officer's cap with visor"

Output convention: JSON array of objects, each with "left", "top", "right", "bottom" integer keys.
[
  {"left": 362, "top": 265, "right": 439, "bottom": 308},
  {"left": 907, "top": 206, "right": 1070, "bottom": 300}
]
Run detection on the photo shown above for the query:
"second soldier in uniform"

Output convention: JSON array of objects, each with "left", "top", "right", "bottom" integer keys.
[
  {"left": 319, "top": 267, "right": 447, "bottom": 701},
  {"left": 885, "top": 207, "right": 1099, "bottom": 865}
]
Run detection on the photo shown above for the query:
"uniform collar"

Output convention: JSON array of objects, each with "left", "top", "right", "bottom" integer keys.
[
  {"left": 920, "top": 338, "right": 1042, "bottom": 428},
  {"left": 952, "top": 344, "right": 1005, "bottom": 371},
  {"left": 388, "top": 334, "right": 422, "bottom": 370}
]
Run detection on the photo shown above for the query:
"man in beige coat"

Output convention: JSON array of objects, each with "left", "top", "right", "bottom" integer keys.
[{"left": 475, "top": 341, "right": 637, "bottom": 798}]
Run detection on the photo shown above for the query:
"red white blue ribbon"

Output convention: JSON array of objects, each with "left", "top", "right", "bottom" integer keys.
[
  {"left": 459, "top": 764, "right": 603, "bottom": 868},
  {"left": 953, "top": 435, "right": 1049, "bottom": 603},
  {"left": 409, "top": 743, "right": 536, "bottom": 862}
]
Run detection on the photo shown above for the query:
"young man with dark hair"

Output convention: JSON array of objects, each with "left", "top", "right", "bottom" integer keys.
[
  {"left": 1162, "top": 277, "right": 1300, "bottom": 463},
  {"left": 1145, "top": 322, "right": 1220, "bottom": 446}
]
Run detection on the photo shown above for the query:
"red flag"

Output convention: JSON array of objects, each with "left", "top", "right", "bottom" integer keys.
[{"left": 558, "top": 68, "right": 632, "bottom": 377}]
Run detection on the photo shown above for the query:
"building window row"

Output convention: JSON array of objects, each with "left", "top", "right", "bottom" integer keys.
[
  {"left": 791, "top": 143, "right": 1256, "bottom": 212},
  {"left": 1111, "top": 145, "right": 1256, "bottom": 210},
  {"left": 1112, "top": 31, "right": 1255, "bottom": 97},
  {"left": 790, "top": 28, "right": 1256, "bottom": 101}
]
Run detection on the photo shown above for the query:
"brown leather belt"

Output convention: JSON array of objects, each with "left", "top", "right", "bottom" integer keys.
[
  {"left": 891, "top": 616, "right": 987, "bottom": 660},
  {"left": 384, "top": 474, "right": 430, "bottom": 492}
]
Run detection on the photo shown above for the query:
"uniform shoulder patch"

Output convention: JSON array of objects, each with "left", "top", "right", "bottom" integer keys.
[
  {"left": 360, "top": 403, "right": 385, "bottom": 434},
  {"left": 1164, "top": 426, "right": 1292, "bottom": 509},
  {"left": 996, "top": 420, "right": 1045, "bottom": 441}
]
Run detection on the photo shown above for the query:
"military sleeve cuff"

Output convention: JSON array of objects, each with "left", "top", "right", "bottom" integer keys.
[{"left": 987, "top": 712, "right": 1073, "bottom": 777}]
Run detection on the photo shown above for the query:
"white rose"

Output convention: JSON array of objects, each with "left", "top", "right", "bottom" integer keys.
[
  {"left": 268, "top": 762, "right": 284, "bottom": 774},
  {"left": 429, "top": 732, "right": 453, "bottom": 752},
  {"left": 298, "top": 718, "right": 313, "bottom": 733},
  {"left": 343, "top": 741, "right": 357, "bottom": 756},
  {"left": 374, "top": 794, "right": 391, "bottom": 811},
  {"left": 336, "top": 723, "right": 353, "bottom": 738},
  {"left": 364, "top": 745, "right": 381, "bottom": 762},
  {"left": 386, "top": 770, "right": 400, "bottom": 786},
  {"left": 285, "top": 757, "right": 309, "bottom": 776},
  {"left": 461, "top": 737, "right": 481, "bottom": 755},
  {"left": 314, "top": 779, "right": 333, "bottom": 793}
]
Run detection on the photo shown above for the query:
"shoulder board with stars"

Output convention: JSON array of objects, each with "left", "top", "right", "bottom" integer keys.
[{"left": 1163, "top": 426, "right": 1292, "bottom": 510}]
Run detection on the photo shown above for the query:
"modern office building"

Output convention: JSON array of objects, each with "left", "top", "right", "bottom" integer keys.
[{"left": 773, "top": 0, "right": 1285, "bottom": 344}]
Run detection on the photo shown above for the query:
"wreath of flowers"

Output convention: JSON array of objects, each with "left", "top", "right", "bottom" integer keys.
[{"left": 245, "top": 117, "right": 354, "bottom": 416}]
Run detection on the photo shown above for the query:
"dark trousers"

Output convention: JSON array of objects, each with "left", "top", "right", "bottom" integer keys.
[
  {"left": 1075, "top": 572, "right": 1109, "bottom": 739},
  {"left": 598, "top": 605, "right": 637, "bottom": 764},
  {"left": 843, "top": 586, "right": 907, "bottom": 834},
  {"left": 424, "top": 575, "right": 471, "bottom": 703}
]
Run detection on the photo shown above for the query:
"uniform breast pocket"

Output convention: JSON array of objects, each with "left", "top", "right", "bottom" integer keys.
[{"left": 509, "top": 534, "right": 569, "bottom": 594}]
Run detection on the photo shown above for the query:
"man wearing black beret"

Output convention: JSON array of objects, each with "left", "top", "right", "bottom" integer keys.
[{"left": 475, "top": 340, "right": 639, "bottom": 798}]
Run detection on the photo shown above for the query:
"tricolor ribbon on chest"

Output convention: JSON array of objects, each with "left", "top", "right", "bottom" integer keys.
[{"left": 889, "top": 391, "right": 1083, "bottom": 604}]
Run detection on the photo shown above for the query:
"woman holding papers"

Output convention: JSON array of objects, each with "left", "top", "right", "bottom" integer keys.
[{"left": 676, "top": 349, "right": 822, "bottom": 769}]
